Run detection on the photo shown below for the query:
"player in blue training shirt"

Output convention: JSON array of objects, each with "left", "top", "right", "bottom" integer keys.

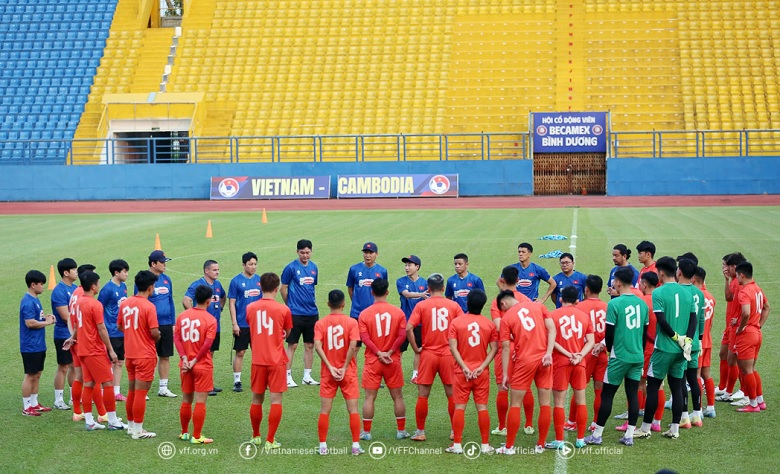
[
  {"left": 445, "top": 253, "right": 485, "bottom": 313},
  {"left": 346, "top": 242, "right": 389, "bottom": 322},
  {"left": 281, "top": 239, "right": 320, "bottom": 388},
  {"left": 136, "top": 250, "right": 176, "bottom": 398},
  {"left": 21, "top": 270, "right": 56, "bottom": 416},
  {"left": 550, "top": 253, "right": 587, "bottom": 308},
  {"left": 607, "top": 244, "right": 640, "bottom": 298},
  {"left": 228, "top": 251, "right": 262, "bottom": 392},
  {"left": 50, "top": 258, "right": 78, "bottom": 410},
  {"left": 184, "top": 259, "right": 225, "bottom": 396},
  {"left": 513, "top": 242, "right": 557, "bottom": 303},
  {"left": 396, "top": 255, "right": 429, "bottom": 383},
  {"left": 98, "top": 259, "right": 129, "bottom": 402}
]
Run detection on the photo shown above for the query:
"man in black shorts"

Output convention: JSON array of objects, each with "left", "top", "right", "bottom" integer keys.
[
  {"left": 142, "top": 250, "right": 177, "bottom": 398},
  {"left": 51, "top": 258, "right": 79, "bottom": 410},
  {"left": 281, "top": 239, "right": 320, "bottom": 388},
  {"left": 21, "top": 270, "right": 57, "bottom": 415}
]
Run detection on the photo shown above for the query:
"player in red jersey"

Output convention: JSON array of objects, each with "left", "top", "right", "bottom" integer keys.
[
  {"left": 694, "top": 267, "right": 717, "bottom": 417},
  {"left": 636, "top": 241, "right": 658, "bottom": 280},
  {"left": 174, "top": 285, "right": 218, "bottom": 444},
  {"left": 407, "top": 273, "right": 464, "bottom": 442},
  {"left": 69, "top": 271, "right": 124, "bottom": 431},
  {"left": 118, "top": 270, "right": 160, "bottom": 439},
  {"left": 566, "top": 275, "right": 607, "bottom": 432},
  {"left": 490, "top": 265, "right": 535, "bottom": 437},
  {"left": 715, "top": 253, "right": 747, "bottom": 402},
  {"left": 548, "top": 287, "right": 594, "bottom": 449},
  {"left": 65, "top": 263, "right": 96, "bottom": 421},
  {"left": 734, "top": 262, "right": 770, "bottom": 412},
  {"left": 495, "top": 290, "right": 556, "bottom": 455},
  {"left": 314, "top": 290, "right": 363, "bottom": 456},
  {"left": 447, "top": 289, "right": 498, "bottom": 454},
  {"left": 358, "top": 278, "right": 409, "bottom": 441},
  {"left": 247, "top": 273, "right": 293, "bottom": 449}
]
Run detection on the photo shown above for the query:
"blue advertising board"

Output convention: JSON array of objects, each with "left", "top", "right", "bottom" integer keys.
[
  {"left": 337, "top": 174, "right": 459, "bottom": 198},
  {"left": 533, "top": 112, "right": 608, "bottom": 153},
  {"left": 210, "top": 176, "right": 331, "bottom": 200}
]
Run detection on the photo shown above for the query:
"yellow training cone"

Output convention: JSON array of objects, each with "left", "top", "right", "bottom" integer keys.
[
  {"left": 261, "top": 208, "right": 268, "bottom": 224},
  {"left": 154, "top": 233, "right": 162, "bottom": 250},
  {"left": 206, "top": 220, "right": 213, "bottom": 238},
  {"left": 48, "top": 265, "right": 56, "bottom": 290}
]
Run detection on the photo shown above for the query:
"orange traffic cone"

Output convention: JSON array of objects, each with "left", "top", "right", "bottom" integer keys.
[
  {"left": 48, "top": 265, "right": 56, "bottom": 290},
  {"left": 206, "top": 220, "right": 213, "bottom": 238},
  {"left": 154, "top": 233, "right": 162, "bottom": 250},
  {"left": 261, "top": 208, "right": 268, "bottom": 224}
]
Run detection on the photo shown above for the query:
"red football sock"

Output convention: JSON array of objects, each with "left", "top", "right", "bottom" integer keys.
[
  {"left": 704, "top": 378, "right": 716, "bottom": 406},
  {"left": 654, "top": 389, "right": 665, "bottom": 421},
  {"left": 134, "top": 389, "right": 148, "bottom": 423},
  {"left": 496, "top": 390, "right": 509, "bottom": 430},
  {"left": 638, "top": 389, "right": 646, "bottom": 411},
  {"left": 477, "top": 409, "right": 490, "bottom": 444},
  {"left": 754, "top": 370, "right": 763, "bottom": 397},
  {"left": 742, "top": 372, "right": 756, "bottom": 400},
  {"left": 537, "top": 406, "right": 551, "bottom": 447},
  {"left": 193, "top": 402, "right": 206, "bottom": 438},
  {"left": 103, "top": 385, "right": 116, "bottom": 414},
  {"left": 267, "top": 404, "right": 282, "bottom": 443},
  {"left": 592, "top": 388, "right": 602, "bottom": 423},
  {"left": 447, "top": 396, "right": 455, "bottom": 425},
  {"left": 576, "top": 404, "right": 588, "bottom": 439},
  {"left": 363, "top": 418, "right": 373, "bottom": 433},
  {"left": 396, "top": 417, "right": 406, "bottom": 431},
  {"left": 727, "top": 365, "right": 739, "bottom": 393},
  {"left": 452, "top": 408, "right": 465, "bottom": 443},
  {"left": 718, "top": 359, "right": 729, "bottom": 390},
  {"left": 506, "top": 406, "right": 521, "bottom": 448},
  {"left": 82, "top": 386, "right": 93, "bottom": 415},
  {"left": 180, "top": 402, "right": 192, "bottom": 434},
  {"left": 92, "top": 384, "right": 106, "bottom": 417},
  {"left": 553, "top": 407, "right": 565, "bottom": 441},
  {"left": 349, "top": 413, "right": 360, "bottom": 443},
  {"left": 126, "top": 389, "right": 135, "bottom": 423},
  {"left": 71, "top": 380, "right": 83, "bottom": 415},
  {"left": 523, "top": 391, "right": 535, "bottom": 427},
  {"left": 318, "top": 413, "right": 329, "bottom": 442},
  {"left": 250, "top": 403, "right": 263, "bottom": 438},
  {"left": 567, "top": 395, "right": 577, "bottom": 423},
  {"left": 416, "top": 397, "right": 429, "bottom": 430}
]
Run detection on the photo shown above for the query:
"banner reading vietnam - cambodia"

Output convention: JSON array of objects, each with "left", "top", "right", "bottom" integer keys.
[
  {"left": 533, "top": 112, "right": 608, "bottom": 153},
  {"left": 337, "top": 174, "right": 459, "bottom": 198},
  {"left": 210, "top": 176, "right": 330, "bottom": 200}
]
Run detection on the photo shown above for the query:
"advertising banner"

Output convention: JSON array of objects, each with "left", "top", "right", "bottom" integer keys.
[
  {"left": 210, "top": 176, "right": 331, "bottom": 200},
  {"left": 533, "top": 112, "right": 608, "bottom": 153},
  {"left": 336, "top": 174, "right": 459, "bottom": 198}
]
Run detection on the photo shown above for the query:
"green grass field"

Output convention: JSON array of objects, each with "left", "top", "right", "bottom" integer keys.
[{"left": 1, "top": 206, "right": 778, "bottom": 473}]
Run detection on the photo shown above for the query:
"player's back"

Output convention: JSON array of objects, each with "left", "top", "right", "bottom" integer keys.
[
  {"left": 175, "top": 308, "right": 217, "bottom": 368},
  {"left": 316, "top": 313, "right": 359, "bottom": 370},
  {"left": 120, "top": 296, "right": 158, "bottom": 359},
  {"left": 247, "top": 298, "right": 292, "bottom": 366},
  {"left": 549, "top": 305, "right": 592, "bottom": 355},
  {"left": 358, "top": 301, "right": 406, "bottom": 359},
  {"left": 76, "top": 296, "right": 106, "bottom": 357},
  {"left": 652, "top": 283, "right": 693, "bottom": 352},
  {"left": 409, "top": 296, "right": 463, "bottom": 355},
  {"left": 702, "top": 289, "right": 716, "bottom": 348},
  {"left": 576, "top": 298, "right": 607, "bottom": 344},
  {"left": 607, "top": 294, "right": 648, "bottom": 362},
  {"left": 738, "top": 281, "right": 767, "bottom": 330},
  {"left": 449, "top": 313, "right": 497, "bottom": 370},
  {"left": 490, "top": 289, "right": 531, "bottom": 320},
  {"left": 500, "top": 300, "right": 550, "bottom": 361}
]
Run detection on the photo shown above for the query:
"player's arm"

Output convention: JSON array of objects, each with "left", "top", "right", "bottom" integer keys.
[
  {"left": 580, "top": 333, "right": 595, "bottom": 360},
  {"left": 25, "top": 314, "right": 56, "bottom": 329},
  {"left": 449, "top": 336, "right": 470, "bottom": 374},
  {"left": 538, "top": 276, "right": 557, "bottom": 303},
  {"left": 348, "top": 287, "right": 354, "bottom": 301},
  {"left": 737, "top": 302, "right": 751, "bottom": 333},
  {"left": 406, "top": 319, "right": 421, "bottom": 354},
  {"left": 219, "top": 293, "right": 226, "bottom": 310},
  {"left": 401, "top": 289, "right": 428, "bottom": 299},
  {"left": 685, "top": 311, "right": 697, "bottom": 339},
  {"left": 483, "top": 340, "right": 499, "bottom": 368},
  {"left": 389, "top": 318, "right": 407, "bottom": 356},
  {"left": 724, "top": 274, "right": 734, "bottom": 301},
  {"left": 280, "top": 284, "right": 289, "bottom": 304},
  {"left": 542, "top": 317, "right": 556, "bottom": 365},
  {"left": 759, "top": 298, "right": 770, "bottom": 328},
  {"left": 229, "top": 297, "right": 239, "bottom": 335},
  {"left": 653, "top": 310, "right": 676, "bottom": 338},
  {"left": 182, "top": 294, "right": 194, "bottom": 310},
  {"left": 604, "top": 322, "right": 615, "bottom": 353},
  {"left": 54, "top": 305, "right": 70, "bottom": 324},
  {"left": 96, "top": 321, "right": 117, "bottom": 362},
  {"left": 173, "top": 324, "right": 188, "bottom": 368},
  {"left": 151, "top": 326, "right": 161, "bottom": 341},
  {"left": 342, "top": 340, "right": 358, "bottom": 372},
  {"left": 190, "top": 336, "right": 214, "bottom": 368},
  {"left": 501, "top": 339, "right": 511, "bottom": 389},
  {"left": 553, "top": 339, "right": 571, "bottom": 358}
]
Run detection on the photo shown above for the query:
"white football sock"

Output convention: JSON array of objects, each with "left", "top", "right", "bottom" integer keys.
[
  {"left": 234, "top": 372, "right": 241, "bottom": 383},
  {"left": 54, "top": 389, "right": 64, "bottom": 403}
]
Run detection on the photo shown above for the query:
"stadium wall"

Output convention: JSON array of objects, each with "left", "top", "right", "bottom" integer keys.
[{"left": 4, "top": 157, "right": 779, "bottom": 201}]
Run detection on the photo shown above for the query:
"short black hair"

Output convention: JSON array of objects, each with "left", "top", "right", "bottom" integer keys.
[
  {"left": 676, "top": 252, "right": 699, "bottom": 266},
  {"left": 203, "top": 259, "right": 218, "bottom": 271},
  {"left": 561, "top": 286, "right": 579, "bottom": 304},
  {"left": 77, "top": 264, "right": 96, "bottom": 276},
  {"left": 641, "top": 271, "right": 659, "bottom": 287},
  {"left": 735, "top": 261, "right": 753, "bottom": 279},
  {"left": 614, "top": 267, "right": 635, "bottom": 286},
  {"left": 57, "top": 258, "right": 78, "bottom": 277},
  {"left": 453, "top": 253, "right": 468, "bottom": 262},
  {"left": 427, "top": 273, "right": 445, "bottom": 292},
  {"left": 260, "top": 272, "right": 280, "bottom": 293},
  {"left": 613, "top": 244, "right": 631, "bottom": 259},
  {"left": 297, "top": 239, "right": 313, "bottom": 251},
  {"left": 26, "top": 270, "right": 46, "bottom": 287},
  {"left": 466, "top": 289, "right": 487, "bottom": 314},
  {"left": 194, "top": 285, "right": 213, "bottom": 305},
  {"left": 585, "top": 274, "right": 603, "bottom": 294},
  {"left": 79, "top": 271, "right": 100, "bottom": 291},
  {"left": 694, "top": 267, "right": 707, "bottom": 282},
  {"left": 134, "top": 270, "right": 158, "bottom": 293},
  {"left": 328, "top": 289, "right": 345, "bottom": 308},
  {"left": 109, "top": 259, "right": 129, "bottom": 277},
  {"left": 559, "top": 252, "right": 574, "bottom": 262},
  {"left": 655, "top": 256, "right": 677, "bottom": 278},
  {"left": 371, "top": 278, "right": 389, "bottom": 297},
  {"left": 242, "top": 252, "right": 258, "bottom": 264},
  {"left": 518, "top": 242, "right": 534, "bottom": 253},
  {"left": 724, "top": 252, "right": 746, "bottom": 266},
  {"left": 678, "top": 258, "right": 697, "bottom": 279},
  {"left": 636, "top": 241, "right": 656, "bottom": 256},
  {"left": 495, "top": 289, "right": 517, "bottom": 308},
  {"left": 501, "top": 265, "right": 519, "bottom": 286}
]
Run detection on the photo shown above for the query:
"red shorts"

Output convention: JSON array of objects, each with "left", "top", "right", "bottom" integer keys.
[
  {"left": 453, "top": 370, "right": 491, "bottom": 405},
  {"left": 720, "top": 328, "right": 729, "bottom": 346},
  {"left": 553, "top": 360, "right": 587, "bottom": 391},
  {"left": 181, "top": 364, "right": 214, "bottom": 394},
  {"left": 70, "top": 346, "right": 81, "bottom": 368},
  {"left": 698, "top": 347, "right": 712, "bottom": 368},
  {"left": 728, "top": 327, "right": 738, "bottom": 352},
  {"left": 251, "top": 364, "right": 288, "bottom": 394},
  {"left": 126, "top": 358, "right": 157, "bottom": 382},
  {"left": 584, "top": 351, "right": 607, "bottom": 383},
  {"left": 735, "top": 330, "right": 762, "bottom": 361},
  {"left": 417, "top": 351, "right": 453, "bottom": 386},
  {"left": 510, "top": 357, "right": 552, "bottom": 391},
  {"left": 642, "top": 345, "right": 653, "bottom": 377},
  {"left": 81, "top": 354, "right": 113, "bottom": 384},
  {"left": 362, "top": 358, "right": 404, "bottom": 390},
  {"left": 320, "top": 369, "right": 359, "bottom": 400}
]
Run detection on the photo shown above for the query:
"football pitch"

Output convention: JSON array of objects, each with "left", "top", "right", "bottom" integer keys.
[{"left": 1, "top": 204, "right": 778, "bottom": 473}]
